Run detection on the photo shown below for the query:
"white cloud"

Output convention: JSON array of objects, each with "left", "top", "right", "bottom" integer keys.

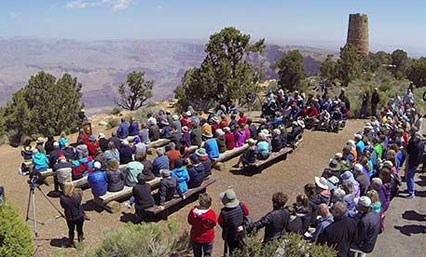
[{"left": 65, "top": 0, "right": 133, "bottom": 11}]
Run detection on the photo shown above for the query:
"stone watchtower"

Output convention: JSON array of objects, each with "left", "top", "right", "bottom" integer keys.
[{"left": 346, "top": 13, "right": 369, "bottom": 55}]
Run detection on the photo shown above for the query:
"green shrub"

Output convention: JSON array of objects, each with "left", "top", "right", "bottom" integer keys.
[
  {"left": 106, "top": 118, "right": 120, "bottom": 129},
  {"left": 0, "top": 204, "right": 34, "bottom": 257},
  {"left": 233, "top": 233, "right": 336, "bottom": 257},
  {"left": 110, "top": 107, "right": 122, "bottom": 116},
  {"left": 91, "top": 222, "right": 190, "bottom": 257}
]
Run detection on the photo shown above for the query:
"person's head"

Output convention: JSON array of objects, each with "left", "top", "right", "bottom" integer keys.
[
  {"left": 108, "top": 159, "right": 119, "bottom": 171},
  {"left": 318, "top": 203, "right": 331, "bottom": 217},
  {"left": 330, "top": 201, "right": 347, "bottom": 218},
  {"left": 161, "top": 169, "right": 171, "bottom": 178},
  {"left": 53, "top": 141, "right": 60, "bottom": 149},
  {"left": 272, "top": 192, "right": 288, "bottom": 210},
  {"left": 342, "top": 180, "right": 354, "bottom": 194},
  {"left": 366, "top": 190, "right": 379, "bottom": 203},
  {"left": 93, "top": 161, "right": 102, "bottom": 170},
  {"left": 58, "top": 153, "right": 66, "bottom": 162},
  {"left": 371, "top": 177, "right": 383, "bottom": 191},
  {"left": 156, "top": 147, "right": 165, "bottom": 156},
  {"left": 63, "top": 181, "right": 75, "bottom": 198},
  {"left": 198, "top": 193, "right": 212, "bottom": 210},
  {"left": 304, "top": 183, "right": 316, "bottom": 198},
  {"left": 108, "top": 141, "right": 116, "bottom": 150},
  {"left": 189, "top": 153, "right": 200, "bottom": 164},
  {"left": 357, "top": 196, "right": 372, "bottom": 213},
  {"left": 134, "top": 152, "right": 146, "bottom": 162},
  {"left": 296, "top": 194, "right": 309, "bottom": 208},
  {"left": 137, "top": 173, "right": 146, "bottom": 185},
  {"left": 167, "top": 142, "right": 176, "bottom": 151}
]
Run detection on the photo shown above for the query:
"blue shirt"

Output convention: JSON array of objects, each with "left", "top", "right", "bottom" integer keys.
[
  {"left": 88, "top": 170, "right": 108, "bottom": 197},
  {"left": 205, "top": 139, "right": 220, "bottom": 159},
  {"left": 153, "top": 155, "right": 169, "bottom": 176}
]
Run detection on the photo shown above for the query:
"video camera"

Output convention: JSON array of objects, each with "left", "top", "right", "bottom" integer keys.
[{"left": 18, "top": 164, "right": 43, "bottom": 189}]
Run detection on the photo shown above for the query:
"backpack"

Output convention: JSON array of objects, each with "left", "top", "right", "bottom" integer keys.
[{"left": 72, "top": 157, "right": 93, "bottom": 180}]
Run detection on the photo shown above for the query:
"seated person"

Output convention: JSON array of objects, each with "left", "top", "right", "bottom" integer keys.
[
  {"left": 203, "top": 132, "right": 220, "bottom": 159},
  {"left": 171, "top": 159, "right": 190, "bottom": 193},
  {"left": 256, "top": 135, "right": 271, "bottom": 160},
  {"left": 287, "top": 120, "right": 304, "bottom": 146},
  {"left": 152, "top": 148, "right": 169, "bottom": 177},
  {"left": 71, "top": 152, "right": 93, "bottom": 180},
  {"left": 32, "top": 149, "right": 49, "bottom": 172},
  {"left": 271, "top": 129, "right": 284, "bottom": 152},
  {"left": 106, "top": 159, "right": 125, "bottom": 192},
  {"left": 166, "top": 142, "right": 182, "bottom": 170},
  {"left": 119, "top": 140, "right": 134, "bottom": 165},
  {"left": 233, "top": 138, "right": 257, "bottom": 168},
  {"left": 224, "top": 127, "right": 235, "bottom": 150},
  {"left": 215, "top": 129, "right": 227, "bottom": 153},
  {"left": 124, "top": 159, "right": 144, "bottom": 187},
  {"left": 187, "top": 154, "right": 206, "bottom": 188},
  {"left": 138, "top": 152, "right": 156, "bottom": 181},
  {"left": 158, "top": 169, "right": 184, "bottom": 208},
  {"left": 196, "top": 148, "right": 212, "bottom": 177},
  {"left": 53, "top": 153, "right": 73, "bottom": 192},
  {"left": 127, "top": 174, "right": 155, "bottom": 223},
  {"left": 88, "top": 161, "right": 108, "bottom": 197}
]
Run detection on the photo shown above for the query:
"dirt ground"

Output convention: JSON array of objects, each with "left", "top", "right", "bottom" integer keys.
[{"left": 2, "top": 118, "right": 422, "bottom": 257}]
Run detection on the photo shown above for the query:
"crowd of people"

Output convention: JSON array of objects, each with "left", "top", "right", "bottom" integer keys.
[
  {"left": 260, "top": 88, "right": 350, "bottom": 133},
  {"left": 186, "top": 89, "right": 421, "bottom": 257},
  {"left": 16, "top": 87, "right": 423, "bottom": 255}
]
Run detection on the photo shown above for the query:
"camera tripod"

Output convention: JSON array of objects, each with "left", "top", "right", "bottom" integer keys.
[{"left": 25, "top": 178, "right": 65, "bottom": 256}]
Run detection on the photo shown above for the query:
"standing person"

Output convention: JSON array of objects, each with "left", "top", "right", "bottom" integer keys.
[
  {"left": 188, "top": 193, "right": 217, "bottom": 257},
  {"left": 218, "top": 189, "right": 249, "bottom": 256},
  {"left": 307, "top": 203, "right": 333, "bottom": 240},
  {"left": 405, "top": 132, "right": 425, "bottom": 199},
  {"left": 371, "top": 88, "right": 380, "bottom": 118},
  {"left": 359, "top": 91, "right": 369, "bottom": 118},
  {"left": 351, "top": 196, "right": 381, "bottom": 254},
  {"left": 60, "top": 182, "right": 85, "bottom": 247},
  {"left": 317, "top": 202, "right": 358, "bottom": 257},
  {"left": 251, "top": 192, "right": 290, "bottom": 244}
]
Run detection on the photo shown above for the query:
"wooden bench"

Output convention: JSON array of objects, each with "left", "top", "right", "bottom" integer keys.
[
  {"left": 94, "top": 177, "right": 162, "bottom": 213},
  {"left": 229, "top": 147, "right": 293, "bottom": 174},
  {"left": 211, "top": 144, "right": 249, "bottom": 170},
  {"left": 145, "top": 177, "right": 216, "bottom": 220}
]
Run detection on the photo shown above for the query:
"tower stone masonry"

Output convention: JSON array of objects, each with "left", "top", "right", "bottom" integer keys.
[{"left": 347, "top": 13, "right": 369, "bottom": 55}]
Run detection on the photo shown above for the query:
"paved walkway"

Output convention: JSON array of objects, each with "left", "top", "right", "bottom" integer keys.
[{"left": 371, "top": 170, "right": 426, "bottom": 256}]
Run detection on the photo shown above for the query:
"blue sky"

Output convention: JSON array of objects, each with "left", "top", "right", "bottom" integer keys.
[{"left": 1, "top": 0, "right": 425, "bottom": 54}]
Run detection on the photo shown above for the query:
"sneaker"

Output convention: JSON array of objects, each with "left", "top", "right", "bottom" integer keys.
[{"left": 406, "top": 194, "right": 415, "bottom": 199}]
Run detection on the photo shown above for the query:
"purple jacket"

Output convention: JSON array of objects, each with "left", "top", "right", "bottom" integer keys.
[
  {"left": 183, "top": 132, "right": 191, "bottom": 148},
  {"left": 234, "top": 130, "right": 246, "bottom": 147}
]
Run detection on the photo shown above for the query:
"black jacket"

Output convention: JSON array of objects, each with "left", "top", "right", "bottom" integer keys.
[
  {"left": 354, "top": 211, "right": 381, "bottom": 253},
  {"left": 142, "top": 159, "right": 156, "bottom": 181},
  {"left": 407, "top": 139, "right": 424, "bottom": 167},
  {"left": 317, "top": 215, "right": 358, "bottom": 257},
  {"left": 60, "top": 191, "right": 85, "bottom": 222},
  {"left": 107, "top": 170, "right": 125, "bottom": 192},
  {"left": 119, "top": 146, "right": 134, "bottom": 164},
  {"left": 109, "top": 136, "right": 121, "bottom": 150},
  {"left": 201, "top": 159, "right": 212, "bottom": 177},
  {"left": 99, "top": 138, "right": 109, "bottom": 152},
  {"left": 149, "top": 124, "right": 161, "bottom": 141},
  {"left": 187, "top": 163, "right": 205, "bottom": 188},
  {"left": 253, "top": 208, "right": 290, "bottom": 243},
  {"left": 371, "top": 92, "right": 380, "bottom": 105},
  {"left": 133, "top": 183, "right": 155, "bottom": 210}
]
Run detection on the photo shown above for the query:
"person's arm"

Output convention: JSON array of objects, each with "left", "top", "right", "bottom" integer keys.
[
  {"left": 187, "top": 208, "right": 195, "bottom": 225},
  {"left": 253, "top": 211, "right": 273, "bottom": 231},
  {"left": 159, "top": 182, "right": 166, "bottom": 205}
]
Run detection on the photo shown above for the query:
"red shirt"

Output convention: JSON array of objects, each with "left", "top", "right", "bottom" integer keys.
[
  {"left": 238, "top": 116, "right": 247, "bottom": 125},
  {"left": 86, "top": 141, "right": 99, "bottom": 158},
  {"left": 224, "top": 132, "right": 235, "bottom": 150},
  {"left": 166, "top": 150, "right": 182, "bottom": 170},
  {"left": 188, "top": 207, "right": 217, "bottom": 243}
]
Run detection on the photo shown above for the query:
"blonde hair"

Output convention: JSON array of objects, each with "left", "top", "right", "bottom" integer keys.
[
  {"left": 63, "top": 182, "right": 75, "bottom": 197},
  {"left": 108, "top": 159, "right": 119, "bottom": 171},
  {"left": 366, "top": 190, "right": 379, "bottom": 203}
]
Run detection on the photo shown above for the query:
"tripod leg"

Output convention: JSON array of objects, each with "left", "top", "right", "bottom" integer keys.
[
  {"left": 26, "top": 188, "right": 32, "bottom": 221},
  {"left": 36, "top": 186, "right": 65, "bottom": 218}
]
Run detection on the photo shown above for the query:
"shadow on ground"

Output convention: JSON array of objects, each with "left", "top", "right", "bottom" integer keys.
[
  {"left": 394, "top": 224, "right": 426, "bottom": 236},
  {"left": 402, "top": 210, "right": 426, "bottom": 222}
]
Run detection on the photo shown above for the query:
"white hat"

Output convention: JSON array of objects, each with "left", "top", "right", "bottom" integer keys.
[
  {"left": 382, "top": 160, "right": 394, "bottom": 168},
  {"left": 335, "top": 152, "right": 343, "bottom": 159},
  {"left": 98, "top": 133, "right": 106, "bottom": 139},
  {"left": 354, "top": 133, "right": 362, "bottom": 140},
  {"left": 93, "top": 161, "right": 102, "bottom": 169},
  {"left": 185, "top": 111, "right": 192, "bottom": 117},
  {"left": 122, "top": 140, "right": 129, "bottom": 146},
  {"left": 216, "top": 129, "right": 225, "bottom": 136},
  {"left": 297, "top": 120, "right": 305, "bottom": 128},
  {"left": 172, "top": 114, "right": 179, "bottom": 120},
  {"left": 315, "top": 176, "right": 329, "bottom": 190},
  {"left": 354, "top": 163, "right": 364, "bottom": 173},
  {"left": 358, "top": 196, "right": 372, "bottom": 208}
]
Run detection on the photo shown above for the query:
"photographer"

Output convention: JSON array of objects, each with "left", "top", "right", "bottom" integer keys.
[{"left": 60, "top": 182, "right": 85, "bottom": 247}]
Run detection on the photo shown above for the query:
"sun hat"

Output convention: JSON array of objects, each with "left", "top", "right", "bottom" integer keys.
[
  {"left": 172, "top": 114, "right": 179, "bottom": 121},
  {"left": 53, "top": 142, "right": 60, "bottom": 148},
  {"left": 216, "top": 128, "right": 225, "bottom": 136},
  {"left": 89, "top": 135, "right": 96, "bottom": 142},
  {"left": 185, "top": 111, "right": 192, "bottom": 117},
  {"left": 195, "top": 148, "right": 208, "bottom": 160},
  {"left": 358, "top": 196, "right": 372, "bottom": 208},
  {"left": 382, "top": 160, "right": 394, "bottom": 169},
  {"left": 202, "top": 131, "right": 213, "bottom": 138},
  {"left": 335, "top": 152, "right": 343, "bottom": 159},
  {"left": 341, "top": 170, "right": 355, "bottom": 181},
  {"left": 354, "top": 133, "right": 362, "bottom": 140},
  {"left": 161, "top": 169, "right": 171, "bottom": 177},
  {"left": 297, "top": 120, "right": 305, "bottom": 128},
  {"left": 315, "top": 176, "right": 329, "bottom": 190},
  {"left": 93, "top": 161, "right": 102, "bottom": 169},
  {"left": 36, "top": 137, "right": 44, "bottom": 144},
  {"left": 99, "top": 133, "right": 106, "bottom": 139},
  {"left": 223, "top": 127, "right": 231, "bottom": 132},
  {"left": 211, "top": 116, "right": 220, "bottom": 124},
  {"left": 182, "top": 126, "right": 189, "bottom": 133},
  {"left": 122, "top": 140, "right": 129, "bottom": 146},
  {"left": 371, "top": 177, "right": 383, "bottom": 186},
  {"left": 260, "top": 129, "right": 271, "bottom": 137},
  {"left": 219, "top": 189, "right": 240, "bottom": 208},
  {"left": 354, "top": 163, "right": 364, "bottom": 173}
]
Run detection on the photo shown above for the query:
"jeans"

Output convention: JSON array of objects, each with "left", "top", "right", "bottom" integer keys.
[
  {"left": 406, "top": 165, "right": 417, "bottom": 195},
  {"left": 67, "top": 218, "right": 84, "bottom": 241},
  {"left": 192, "top": 241, "right": 213, "bottom": 257}
]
